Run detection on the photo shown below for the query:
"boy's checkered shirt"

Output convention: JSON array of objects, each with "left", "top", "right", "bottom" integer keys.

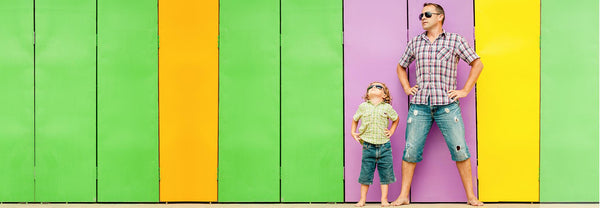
[{"left": 353, "top": 101, "right": 398, "bottom": 144}]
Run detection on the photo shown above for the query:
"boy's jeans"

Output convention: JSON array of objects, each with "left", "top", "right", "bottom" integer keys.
[{"left": 358, "top": 141, "right": 396, "bottom": 185}]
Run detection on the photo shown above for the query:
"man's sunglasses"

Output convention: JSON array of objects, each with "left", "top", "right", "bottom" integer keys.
[
  {"left": 368, "top": 85, "right": 384, "bottom": 90},
  {"left": 419, "top": 11, "right": 441, "bottom": 20}
]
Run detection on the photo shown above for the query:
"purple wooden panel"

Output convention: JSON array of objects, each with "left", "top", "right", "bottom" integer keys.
[
  {"left": 343, "top": 0, "right": 408, "bottom": 202},
  {"left": 407, "top": 0, "right": 478, "bottom": 202}
]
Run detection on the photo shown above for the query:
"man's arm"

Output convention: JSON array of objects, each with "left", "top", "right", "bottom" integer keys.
[
  {"left": 448, "top": 58, "right": 483, "bottom": 101},
  {"left": 397, "top": 64, "right": 418, "bottom": 95}
]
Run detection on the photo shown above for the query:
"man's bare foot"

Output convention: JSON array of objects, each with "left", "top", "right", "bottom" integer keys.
[
  {"left": 381, "top": 200, "right": 390, "bottom": 207},
  {"left": 467, "top": 198, "right": 484, "bottom": 206},
  {"left": 355, "top": 200, "right": 366, "bottom": 207},
  {"left": 391, "top": 197, "right": 409, "bottom": 206}
]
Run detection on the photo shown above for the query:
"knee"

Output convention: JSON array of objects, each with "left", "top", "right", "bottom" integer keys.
[
  {"left": 451, "top": 145, "right": 471, "bottom": 162},
  {"left": 402, "top": 145, "right": 422, "bottom": 163}
]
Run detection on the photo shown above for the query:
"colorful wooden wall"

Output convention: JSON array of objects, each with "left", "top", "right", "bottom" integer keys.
[
  {"left": 476, "top": 0, "right": 540, "bottom": 202},
  {"left": 0, "top": 0, "right": 597, "bottom": 203},
  {"left": 344, "top": 0, "right": 408, "bottom": 202},
  {"left": 540, "top": 0, "right": 599, "bottom": 202},
  {"left": 159, "top": 0, "right": 218, "bottom": 202}
]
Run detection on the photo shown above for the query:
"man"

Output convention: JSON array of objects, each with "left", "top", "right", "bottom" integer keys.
[{"left": 391, "top": 3, "right": 484, "bottom": 207}]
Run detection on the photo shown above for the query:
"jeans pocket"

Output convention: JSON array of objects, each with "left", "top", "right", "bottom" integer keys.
[{"left": 449, "top": 102, "right": 462, "bottom": 115}]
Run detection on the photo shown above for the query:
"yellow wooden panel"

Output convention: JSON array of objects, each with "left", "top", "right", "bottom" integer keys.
[
  {"left": 159, "top": 0, "right": 218, "bottom": 201},
  {"left": 475, "top": 0, "right": 540, "bottom": 202}
]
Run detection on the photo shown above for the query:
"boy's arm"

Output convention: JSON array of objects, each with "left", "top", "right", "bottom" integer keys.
[
  {"left": 351, "top": 120, "right": 361, "bottom": 143},
  {"left": 386, "top": 106, "right": 400, "bottom": 138},
  {"left": 385, "top": 118, "right": 400, "bottom": 138}
]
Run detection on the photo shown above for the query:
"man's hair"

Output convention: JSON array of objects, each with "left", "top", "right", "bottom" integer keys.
[{"left": 423, "top": 3, "right": 445, "bottom": 25}]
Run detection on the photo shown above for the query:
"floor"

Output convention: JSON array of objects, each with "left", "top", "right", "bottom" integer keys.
[{"left": 0, "top": 203, "right": 598, "bottom": 208}]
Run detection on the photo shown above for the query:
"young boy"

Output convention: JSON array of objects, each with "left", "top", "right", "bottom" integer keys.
[{"left": 351, "top": 82, "right": 399, "bottom": 207}]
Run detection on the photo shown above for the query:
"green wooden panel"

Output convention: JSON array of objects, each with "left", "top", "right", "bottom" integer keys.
[
  {"left": 540, "top": 0, "right": 599, "bottom": 202},
  {"left": 280, "top": 0, "right": 343, "bottom": 202},
  {"left": 34, "top": 0, "right": 96, "bottom": 202},
  {"left": 218, "top": 0, "right": 281, "bottom": 202},
  {"left": 0, "top": 0, "right": 34, "bottom": 202},
  {"left": 97, "top": 0, "right": 158, "bottom": 202}
]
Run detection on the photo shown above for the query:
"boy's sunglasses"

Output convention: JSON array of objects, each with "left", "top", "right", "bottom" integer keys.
[
  {"left": 368, "top": 85, "right": 384, "bottom": 90},
  {"left": 419, "top": 11, "right": 441, "bottom": 20}
]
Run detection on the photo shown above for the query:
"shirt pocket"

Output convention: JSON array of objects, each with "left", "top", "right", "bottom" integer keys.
[
  {"left": 379, "top": 111, "right": 389, "bottom": 119},
  {"left": 436, "top": 46, "right": 453, "bottom": 61}
]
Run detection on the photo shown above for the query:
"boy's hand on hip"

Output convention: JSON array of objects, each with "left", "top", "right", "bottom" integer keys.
[
  {"left": 385, "top": 129, "right": 395, "bottom": 138},
  {"left": 448, "top": 89, "right": 469, "bottom": 101},
  {"left": 351, "top": 132, "right": 362, "bottom": 143}
]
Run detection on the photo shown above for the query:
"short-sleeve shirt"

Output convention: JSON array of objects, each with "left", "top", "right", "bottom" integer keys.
[
  {"left": 398, "top": 30, "right": 480, "bottom": 105},
  {"left": 353, "top": 101, "right": 399, "bottom": 144}
]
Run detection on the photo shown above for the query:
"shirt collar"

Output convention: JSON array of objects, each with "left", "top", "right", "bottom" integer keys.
[
  {"left": 420, "top": 29, "right": 447, "bottom": 41},
  {"left": 367, "top": 100, "right": 385, "bottom": 106}
]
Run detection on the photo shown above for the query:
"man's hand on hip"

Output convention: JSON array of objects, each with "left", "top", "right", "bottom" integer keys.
[
  {"left": 404, "top": 85, "right": 419, "bottom": 96},
  {"left": 448, "top": 89, "right": 469, "bottom": 101}
]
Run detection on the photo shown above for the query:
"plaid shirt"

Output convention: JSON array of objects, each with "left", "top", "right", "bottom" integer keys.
[
  {"left": 353, "top": 101, "right": 399, "bottom": 144},
  {"left": 398, "top": 31, "right": 479, "bottom": 105}
]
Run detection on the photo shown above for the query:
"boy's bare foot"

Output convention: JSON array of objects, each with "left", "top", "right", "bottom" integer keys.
[
  {"left": 355, "top": 200, "right": 366, "bottom": 207},
  {"left": 467, "top": 198, "right": 484, "bottom": 206},
  {"left": 381, "top": 200, "right": 391, "bottom": 207},
  {"left": 391, "top": 197, "right": 409, "bottom": 206}
]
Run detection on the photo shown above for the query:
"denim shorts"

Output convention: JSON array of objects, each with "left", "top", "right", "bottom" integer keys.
[
  {"left": 402, "top": 102, "right": 471, "bottom": 163},
  {"left": 358, "top": 141, "right": 396, "bottom": 185}
]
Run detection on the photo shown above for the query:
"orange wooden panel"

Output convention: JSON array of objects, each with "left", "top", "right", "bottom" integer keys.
[{"left": 159, "top": 0, "right": 218, "bottom": 201}]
